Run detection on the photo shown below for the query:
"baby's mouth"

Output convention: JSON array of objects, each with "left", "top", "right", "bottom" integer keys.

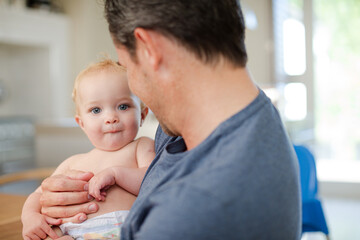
[{"left": 106, "top": 129, "right": 121, "bottom": 134}]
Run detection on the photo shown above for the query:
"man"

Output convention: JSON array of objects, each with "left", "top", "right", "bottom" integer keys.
[{"left": 40, "top": 1, "right": 301, "bottom": 239}]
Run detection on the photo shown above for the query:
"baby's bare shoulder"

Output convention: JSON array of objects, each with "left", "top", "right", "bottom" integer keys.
[
  {"left": 61, "top": 151, "right": 97, "bottom": 169},
  {"left": 66, "top": 152, "right": 89, "bottom": 163},
  {"left": 50, "top": 153, "right": 87, "bottom": 175},
  {"left": 118, "top": 137, "right": 153, "bottom": 153},
  {"left": 134, "top": 137, "right": 155, "bottom": 167},
  {"left": 135, "top": 136, "right": 155, "bottom": 146}
]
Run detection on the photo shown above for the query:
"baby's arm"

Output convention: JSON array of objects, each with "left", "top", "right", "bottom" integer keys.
[
  {"left": 89, "top": 137, "right": 155, "bottom": 200},
  {"left": 21, "top": 188, "right": 62, "bottom": 240},
  {"left": 21, "top": 159, "right": 73, "bottom": 239}
]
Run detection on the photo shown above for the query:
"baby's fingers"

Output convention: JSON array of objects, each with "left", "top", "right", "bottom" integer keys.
[
  {"left": 27, "top": 233, "right": 41, "bottom": 240},
  {"left": 29, "top": 226, "right": 47, "bottom": 239},
  {"left": 57, "top": 236, "right": 75, "bottom": 240},
  {"left": 94, "top": 192, "right": 105, "bottom": 201},
  {"left": 89, "top": 188, "right": 101, "bottom": 201},
  {"left": 89, "top": 183, "right": 103, "bottom": 201},
  {"left": 42, "top": 222, "right": 60, "bottom": 239},
  {"left": 33, "top": 229, "right": 46, "bottom": 240}
]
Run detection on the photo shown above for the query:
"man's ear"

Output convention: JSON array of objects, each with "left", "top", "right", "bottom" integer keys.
[
  {"left": 134, "top": 28, "right": 162, "bottom": 71},
  {"left": 75, "top": 115, "right": 84, "bottom": 130},
  {"left": 140, "top": 107, "right": 149, "bottom": 127}
]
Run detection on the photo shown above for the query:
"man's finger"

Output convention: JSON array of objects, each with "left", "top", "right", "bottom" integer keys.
[
  {"left": 63, "top": 170, "right": 94, "bottom": 181},
  {"left": 40, "top": 191, "right": 92, "bottom": 207},
  {"left": 41, "top": 176, "right": 89, "bottom": 192},
  {"left": 60, "top": 212, "right": 88, "bottom": 224},
  {"left": 41, "top": 202, "right": 99, "bottom": 218},
  {"left": 44, "top": 216, "right": 62, "bottom": 226}
]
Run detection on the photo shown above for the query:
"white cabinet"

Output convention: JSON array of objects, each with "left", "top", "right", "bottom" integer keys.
[{"left": 0, "top": 8, "right": 71, "bottom": 120}]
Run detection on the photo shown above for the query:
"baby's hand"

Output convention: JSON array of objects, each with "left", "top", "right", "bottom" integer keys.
[
  {"left": 22, "top": 212, "right": 61, "bottom": 240},
  {"left": 88, "top": 168, "right": 116, "bottom": 201}
]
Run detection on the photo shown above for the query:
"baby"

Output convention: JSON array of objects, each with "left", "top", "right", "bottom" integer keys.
[{"left": 21, "top": 59, "right": 155, "bottom": 239}]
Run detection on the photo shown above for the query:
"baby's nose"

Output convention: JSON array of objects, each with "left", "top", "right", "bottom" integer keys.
[{"left": 105, "top": 114, "right": 119, "bottom": 124}]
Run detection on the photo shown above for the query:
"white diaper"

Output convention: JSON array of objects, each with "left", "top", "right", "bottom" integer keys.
[{"left": 59, "top": 210, "right": 129, "bottom": 240}]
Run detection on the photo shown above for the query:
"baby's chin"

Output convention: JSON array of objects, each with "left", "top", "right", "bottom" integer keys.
[
  {"left": 95, "top": 141, "right": 130, "bottom": 152},
  {"left": 97, "top": 145, "right": 125, "bottom": 152},
  {"left": 101, "top": 147, "right": 122, "bottom": 152}
]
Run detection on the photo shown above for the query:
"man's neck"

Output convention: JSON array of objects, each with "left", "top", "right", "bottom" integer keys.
[{"left": 176, "top": 64, "right": 259, "bottom": 150}]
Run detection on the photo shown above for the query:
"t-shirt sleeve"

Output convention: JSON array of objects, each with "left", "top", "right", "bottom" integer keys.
[{"left": 133, "top": 185, "right": 236, "bottom": 240}]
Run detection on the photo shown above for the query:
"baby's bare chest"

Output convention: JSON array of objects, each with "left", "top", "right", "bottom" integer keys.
[{"left": 70, "top": 144, "right": 138, "bottom": 174}]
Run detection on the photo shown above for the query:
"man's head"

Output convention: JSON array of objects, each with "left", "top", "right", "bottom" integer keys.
[
  {"left": 73, "top": 59, "right": 148, "bottom": 151},
  {"left": 104, "top": 0, "right": 248, "bottom": 137},
  {"left": 104, "top": 0, "right": 247, "bottom": 68}
]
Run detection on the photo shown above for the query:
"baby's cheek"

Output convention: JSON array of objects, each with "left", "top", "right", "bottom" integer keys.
[{"left": 130, "top": 120, "right": 140, "bottom": 134}]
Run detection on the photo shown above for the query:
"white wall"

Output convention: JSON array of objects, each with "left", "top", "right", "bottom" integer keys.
[
  {"left": 0, "top": 44, "right": 51, "bottom": 119},
  {"left": 0, "top": 8, "right": 71, "bottom": 120},
  {"left": 61, "top": 0, "right": 117, "bottom": 85},
  {"left": 242, "top": 0, "right": 274, "bottom": 86}
]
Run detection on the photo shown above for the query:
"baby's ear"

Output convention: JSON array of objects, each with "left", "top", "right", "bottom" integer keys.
[
  {"left": 140, "top": 107, "right": 149, "bottom": 127},
  {"left": 75, "top": 115, "right": 84, "bottom": 129}
]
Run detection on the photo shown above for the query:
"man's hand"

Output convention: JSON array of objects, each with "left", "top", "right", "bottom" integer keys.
[{"left": 40, "top": 170, "right": 99, "bottom": 223}]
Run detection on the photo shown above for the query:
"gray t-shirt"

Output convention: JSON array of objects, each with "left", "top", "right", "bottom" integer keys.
[{"left": 121, "top": 90, "right": 301, "bottom": 240}]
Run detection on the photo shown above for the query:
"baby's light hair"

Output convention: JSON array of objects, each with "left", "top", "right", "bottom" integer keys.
[{"left": 72, "top": 58, "right": 145, "bottom": 114}]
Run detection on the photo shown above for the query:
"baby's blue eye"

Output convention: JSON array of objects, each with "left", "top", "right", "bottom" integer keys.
[
  {"left": 91, "top": 107, "right": 101, "bottom": 114},
  {"left": 118, "top": 104, "right": 129, "bottom": 111}
]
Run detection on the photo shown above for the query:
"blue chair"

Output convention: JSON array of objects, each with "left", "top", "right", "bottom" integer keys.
[{"left": 294, "top": 145, "right": 330, "bottom": 239}]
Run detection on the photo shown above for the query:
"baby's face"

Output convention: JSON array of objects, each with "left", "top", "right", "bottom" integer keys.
[{"left": 75, "top": 70, "right": 143, "bottom": 151}]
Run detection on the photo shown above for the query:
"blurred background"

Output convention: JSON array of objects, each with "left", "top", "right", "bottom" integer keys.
[{"left": 0, "top": 0, "right": 359, "bottom": 239}]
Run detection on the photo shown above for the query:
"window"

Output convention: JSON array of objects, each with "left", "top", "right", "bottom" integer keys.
[
  {"left": 273, "top": 0, "right": 360, "bottom": 182},
  {"left": 313, "top": 0, "right": 360, "bottom": 182},
  {"left": 272, "top": 0, "right": 313, "bottom": 138},
  {"left": 283, "top": 18, "right": 306, "bottom": 76}
]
